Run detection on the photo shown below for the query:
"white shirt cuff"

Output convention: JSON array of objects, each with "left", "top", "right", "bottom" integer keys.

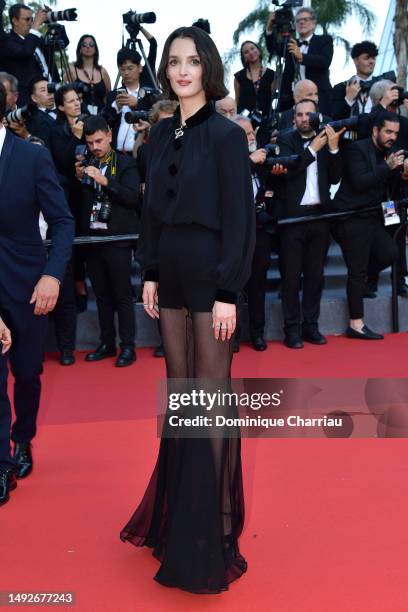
[
  {"left": 112, "top": 101, "right": 120, "bottom": 113},
  {"left": 329, "top": 148, "right": 339, "bottom": 154},
  {"left": 344, "top": 97, "right": 354, "bottom": 107},
  {"left": 30, "top": 29, "right": 42, "bottom": 38},
  {"left": 308, "top": 146, "right": 317, "bottom": 158}
]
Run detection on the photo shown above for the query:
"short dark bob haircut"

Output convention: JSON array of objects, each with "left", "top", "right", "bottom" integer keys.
[
  {"left": 75, "top": 34, "right": 101, "bottom": 69},
  {"left": 240, "top": 40, "right": 263, "bottom": 67},
  {"left": 157, "top": 26, "right": 228, "bottom": 101}
]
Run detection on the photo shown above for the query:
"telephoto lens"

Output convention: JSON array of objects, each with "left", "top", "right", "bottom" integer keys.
[
  {"left": 122, "top": 11, "right": 156, "bottom": 26},
  {"left": 45, "top": 8, "right": 78, "bottom": 23},
  {"left": 5, "top": 104, "right": 36, "bottom": 124},
  {"left": 264, "top": 154, "right": 301, "bottom": 169},
  {"left": 124, "top": 110, "right": 150, "bottom": 124}
]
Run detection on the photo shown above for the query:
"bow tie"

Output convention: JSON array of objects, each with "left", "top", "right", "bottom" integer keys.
[
  {"left": 298, "top": 40, "right": 309, "bottom": 47},
  {"left": 45, "top": 108, "right": 56, "bottom": 115}
]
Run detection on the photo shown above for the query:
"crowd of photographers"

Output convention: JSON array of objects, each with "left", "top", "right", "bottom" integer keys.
[{"left": 1, "top": 2, "right": 408, "bottom": 362}]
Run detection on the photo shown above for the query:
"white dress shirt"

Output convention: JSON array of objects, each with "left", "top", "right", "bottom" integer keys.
[
  {"left": 0, "top": 125, "right": 6, "bottom": 158},
  {"left": 113, "top": 87, "right": 139, "bottom": 152},
  {"left": 298, "top": 34, "right": 313, "bottom": 82},
  {"left": 300, "top": 141, "right": 320, "bottom": 206}
]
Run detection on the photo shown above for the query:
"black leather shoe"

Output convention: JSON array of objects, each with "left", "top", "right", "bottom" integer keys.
[
  {"left": 303, "top": 330, "right": 327, "bottom": 345},
  {"left": 13, "top": 442, "right": 33, "bottom": 479},
  {"left": 251, "top": 336, "right": 267, "bottom": 351},
  {"left": 85, "top": 344, "right": 116, "bottom": 362},
  {"left": 346, "top": 325, "right": 384, "bottom": 340},
  {"left": 397, "top": 283, "right": 408, "bottom": 298},
  {"left": 60, "top": 349, "right": 75, "bottom": 366},
  {"left": 0, "top": 467, "right": 17, "bottom": 505},
  {"left": 364, "top": 289, "right": 377, "bottom": 299},
  {"left": 153, "top": 344, "right": 164, "bottom": 358},
  {"left": 115, "top": 347, "right": 136, "bottom": 367},
  {"left": 284, "top": 335, "right": 304, "bottom": 349}
]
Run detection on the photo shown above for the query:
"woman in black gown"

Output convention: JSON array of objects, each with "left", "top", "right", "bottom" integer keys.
[
  {"left": 120, "top": 26, "right": 255, "bottom": 594},
  {"left": 234, "top": 40, "right": 275, "bottom": 117}
]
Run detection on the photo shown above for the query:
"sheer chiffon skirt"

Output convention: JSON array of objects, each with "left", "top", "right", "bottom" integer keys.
[{"left": 120, "top": 309, "right": 247, "bottom": 594}]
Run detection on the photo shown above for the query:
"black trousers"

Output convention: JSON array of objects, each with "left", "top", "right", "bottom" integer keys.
[
  {"left": 245, "top": 228, "right": 274, "bottom": 337},
  {"left": 86, "top": 243, "right": 136, "bottom": 348},
  {"left": 279, "top": 220, "right": 330, "bottom": 336},
  {"left": 333, "top": 215, "right": 398, "bottom": 319},
  {"left": 0, "top": 300, "right": 47, "bottom": 468},
  {"left": 51, "top": 258, "right": 77, "bottom": 351},
  {"left": 367, "top": 223, "right": 407, "bottom": 289}
]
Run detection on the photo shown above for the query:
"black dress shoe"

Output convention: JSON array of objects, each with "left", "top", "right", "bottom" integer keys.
[
  {"left": 0, "top": 467, "right": 17, "bottom": 505},
  {"left": 153, "top": 344, "right": 164, "bottom": 358},
  {"left": 115, "top": 347, "right": 136, "bottom": 367},
  {"left": 85, "top": 344, "right": 116, "bottom": 362},
  {"left": 397, "top": 283, "right": 408, "bottom": 297},
  {"left": 346, "top": 325, "right": 384, "bottom": 340},
  {"left": 284, "top": 335, "right": 304, "bottom": 349},
  {"left": 13, "top": 442, "right": 33, "bottom": 479},
  {"left": 303, "top": 330, "right": 327, "bottom": 345},
  {"left": 60, "top": 349, "right": 75, "bottom": 366},
  {"left": 363, "top": 289, "right": 377, "bottom": 299},
  {"left": 251, "top": 336, "right": 267, "bottom": 351}
]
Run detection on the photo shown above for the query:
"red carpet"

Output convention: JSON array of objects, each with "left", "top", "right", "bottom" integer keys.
[{"left": 1, "top": 334, "right": 408, "bottom": 611}]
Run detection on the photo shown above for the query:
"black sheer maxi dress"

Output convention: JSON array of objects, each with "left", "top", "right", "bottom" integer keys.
[{"left": 120, "top": 102, "right": 255, "bottom": 594}]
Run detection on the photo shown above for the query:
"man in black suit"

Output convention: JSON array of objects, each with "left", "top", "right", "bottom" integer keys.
[
  {"left": 104, "top": 36, "right": 157, "bottom": 154},
  {"left": 0, "top": 83, "right": 74, "bottom": 505},
  {"left": 265, "top": 7, "right": 333, "bottom": 115},
  {"left": 75, "top": 115, "right": 140, "bottom": 367},
  {"left": 332, "top": 112, "right": 406, "bottom": 339},
  {"left": 0, "top": 3, "right": 65, "bottom": 106},
  {"left": 276, "top": 79, "right": 331, "bottom": 131},
  {"left": 275, "top": 99, "right": 343, "bottom": 348},
  {"left": 25, "top": 76, "right": 56, "bottom": 148},
  {"left": 332, "top": 41, "right": 378, "bottom": 121}
]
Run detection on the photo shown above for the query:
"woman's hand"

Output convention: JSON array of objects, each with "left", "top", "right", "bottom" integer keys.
[
  {"left": 212, "top": 301, "right": 236, "bottom": 341},
  {"left": 143, "top": 281, "right": 159, "bottom": 319},
  {"left": 0, "top": 317, "right": 12, "bottom": 354}
]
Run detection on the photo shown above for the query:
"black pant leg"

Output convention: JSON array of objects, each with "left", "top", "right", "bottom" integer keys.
[
  {"left": 0, "top": 301, "right": 47, "bottom": 443},
  {"left": 0, "top": 355, "right": 16, "bottom": 469},
  {"left": 334, "top": 216, "right": 377, "bottom": 319},
  {"left": 52, "top": 258, "right": 77, "bottom": 351},
  {"left": 302, "top": 220, "right": 330, "bottom": 330},
  {"left": 246, "top": 229, "right": 273, "bottom": 337},
  {"left": 105, "top": 245, "right": 136, "bottom": 348},
  {"left": 86, "top": 245, "right": 116, "bottom": 348},
  {"left": 279, "top": 225, "right": 304, "bottom": 336}
]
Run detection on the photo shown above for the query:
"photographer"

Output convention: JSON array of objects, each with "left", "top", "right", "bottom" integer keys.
[
  {"left": 0, "top": 3, "right": 64, "bottom": 105},
  {"left": 276, "top": 79, "right": 331, "bottom": 130},
  {"left": 332, "top": 112, "right": 407, "bottom": 339},
  {"left": 275, "top": 98, "right": 343, "bottom": 348},
  {"left": 0, "top": 72, "right": 28, "bottom": 138},
  {"left": 357, "top": 80, "right": 408, "bottom": 147},
  {"left": 75, "top": 115, "right": 140, "bottom": 367},
  {"left": 233, "top": 115, "right": 286, "bottom": 351},
  {"left": 105, "top": 30, "right": 157, "bottom": 154},
  {"left": 332, "top": 41, "right": 378, "bottom": 120},
  {"left": 25, "top": 76, "right": 56, "bottom": 148},
  {"left": 265, "top": 7, "right": 333, "bottom": 115},
  {"left": 215, "top": 96, "right": 237, "bottom": 120}
]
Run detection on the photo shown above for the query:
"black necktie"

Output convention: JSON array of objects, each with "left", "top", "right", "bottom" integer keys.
[{"left": 298, "top": 40, "right": 309, "bottom": 47}]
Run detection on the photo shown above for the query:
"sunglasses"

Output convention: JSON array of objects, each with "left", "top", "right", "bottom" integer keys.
[{"left": 81, "top": 42, "right": 96, "bottom": 48}]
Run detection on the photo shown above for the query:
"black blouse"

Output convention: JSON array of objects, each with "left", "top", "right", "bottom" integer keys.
[
  {"left": 234, "top": 67, "right": 275, "bottom": 117},
  {"left": 138, "top": 102, "right": 255, "bottom": 304}
]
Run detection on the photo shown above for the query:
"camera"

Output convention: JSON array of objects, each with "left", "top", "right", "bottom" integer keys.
[
  {"left": 97, "top": 193, "right": 112, "bottom": 222},
  {"left": 78, "top": 150, "right": 98, "bottom": 187},
  {"left": 125, "top": 110, "right": 150, "bottom": 124},
  {"left": 5, "top": 104, "right": 36, "bottom": 125},
  {"left": 308, "top": 113, "right": 359, "bottom": 133},
  {"left": 390, "top": 85, "right": 408, "bottom": 106},
  {"left": 48, "top": 82, "right": 90, "bottom": 96},
  {"left": 270, "top": 0, "right": 303, "bottom": 44},
  {"left": 357, "top": 70, "right": 396, "bottom": 95},
  {"left": 241, "top": 108, "right": 264, "bottom": 129},
  {"left": 122, "top": 10, "right": 156, "bottom": 26},
  {"left": 192, "top": 18, "right": 211, "bottom": 34},
  {"left": 265, "top": 154, "right": 301, "bottom": 169},
  {"left": 45, "top": 8, "right": 78, "bottom": 23}
]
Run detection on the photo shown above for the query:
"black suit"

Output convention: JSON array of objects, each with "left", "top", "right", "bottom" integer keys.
[
  {"left": 332, "top": 138, "right": 401, "bottom": 319},
  {"left": 79, "top": 153, "right": 140, "bottom": 349},
  {"left": 275, "top": 130, "right": 342, "bottom": 336},
  {"left": 26, "top": 108, "right": 56, "bottom": 149},
  {"left": 265, "top": 32, "right": 333, "bottom": 114},
  {"left": 0, "top": 129, "right": 74, "bottom": 469},
  {"left": 0, "top": 30, "right": 64, "bottom": 105}
]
